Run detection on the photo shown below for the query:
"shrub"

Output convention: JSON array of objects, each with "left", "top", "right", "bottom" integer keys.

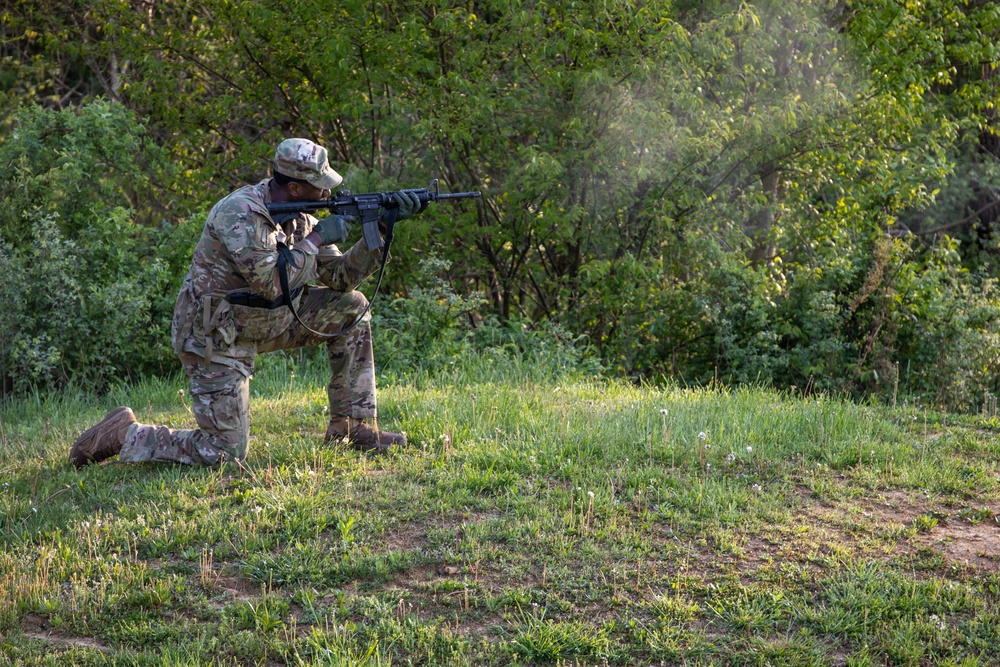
[
  {"left": 373, "top": 257, "right": 601, "bottom": 382},
  {"left": 0, "top": 100, "right": 197, "bottom": 395}
]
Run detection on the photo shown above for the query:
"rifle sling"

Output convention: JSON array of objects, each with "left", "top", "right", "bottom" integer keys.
[{"left": 275, "top": 208, "right": 397, "bottom": 340}]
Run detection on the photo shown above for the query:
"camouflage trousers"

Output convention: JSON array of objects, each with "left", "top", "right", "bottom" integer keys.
[{"left": 119, "top": 288, "right": 376, "bottom": 466}]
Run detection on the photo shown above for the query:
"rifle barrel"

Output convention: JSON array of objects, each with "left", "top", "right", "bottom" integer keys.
[{"left": 435, "top": 192, "right": 481, "bottom": 200}]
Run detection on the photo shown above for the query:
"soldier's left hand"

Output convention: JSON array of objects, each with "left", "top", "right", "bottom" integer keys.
[{"left": 393, "top": 190, "right": 422, "bottom": 220}]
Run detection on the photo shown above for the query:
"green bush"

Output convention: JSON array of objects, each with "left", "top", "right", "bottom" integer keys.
[
  {"left": 0, "top": 101, "right": 197, "bottom": 395},
  {"left": 568, "top": 228, "right": 1000, "bottom": 411},
  {"left": 373, "top": 257, "right": 602, "bottom": 381}
]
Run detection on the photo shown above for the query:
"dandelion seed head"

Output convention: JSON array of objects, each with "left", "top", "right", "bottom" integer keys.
[
  {"left": 698, "top": 431, "right": 707, "bottom": 441},
  {"left": 746, "top": 446, "right": 753, "bottom": 453},
  {"left": 659, "top": 409, "right": 669, "bottom": 416}
]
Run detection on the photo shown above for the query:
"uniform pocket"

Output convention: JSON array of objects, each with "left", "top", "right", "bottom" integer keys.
[{"left": 230, "top": 301, "right": 296, "bottom": 341}]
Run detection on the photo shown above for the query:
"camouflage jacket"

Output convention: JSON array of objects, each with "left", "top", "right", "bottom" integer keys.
[{"left": 171, "top": 179, "right": 382, "bottom": 376}]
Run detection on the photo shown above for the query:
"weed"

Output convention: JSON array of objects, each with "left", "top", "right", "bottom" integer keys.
[{"left": 913, "top": 513, "right": 940, "bottom": 533}]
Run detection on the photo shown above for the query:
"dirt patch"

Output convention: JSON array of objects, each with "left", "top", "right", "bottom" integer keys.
[
  {"left": 864, "top": 492, "right": 1000, "bottom": 570},
  {"left": 21, "top": 613, "right": 108, "bottom": 652},
  {"left": 391, "top": 564, "right": 438, "bottom": 587},
  {"left": 918, "top": 515, "right": 1000, "bottom": 570},
  {"left": 383, "top": 522, "right": 428, "bottom": 552},
  {"left": 822, "top": 490, "right": 1000, "bottom": 572},
  {"left": 381, "top": 510, "right": 502, "bottom": 555},
  {"left": 867, "top": 489, "right": 933, "bottom": 523},
  {"left": 215, "top": 574, "right": 265, "bottom": 600}
]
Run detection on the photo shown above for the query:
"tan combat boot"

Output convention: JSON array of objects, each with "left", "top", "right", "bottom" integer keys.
[
  {"left": 69, "top": 406, "right": 137, "bottom": 468},
  {"left": 324, "top": 417, "right": 407, "bottom": 453}
]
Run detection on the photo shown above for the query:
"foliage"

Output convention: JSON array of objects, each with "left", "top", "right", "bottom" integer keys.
[
  {"left": 2, "top": 1, "right": 1000, "bottom": 408},
  {"left": 0, "top": 102, "right": 198, "bottom": 394},
  {"left": 373, "top": 256, "right": 602, "bottom": 381}
]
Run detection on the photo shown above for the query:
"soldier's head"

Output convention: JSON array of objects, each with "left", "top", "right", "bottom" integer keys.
[{"left": 271, "top": 138, "right": 342, "bottom": 201}]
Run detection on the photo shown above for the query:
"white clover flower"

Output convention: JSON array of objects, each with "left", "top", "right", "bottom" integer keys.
[
  {"left": 529, "top": 456, "right": 536, "bottom": 464},
  {"left": 726, "top": 452, "right": 736, "bottom": 463},
  {"left": 752, "top": 484, "right": 762, "bottom": 492},
  {"left": 705, "top": 463, "right": 711, "bottom": 469}
]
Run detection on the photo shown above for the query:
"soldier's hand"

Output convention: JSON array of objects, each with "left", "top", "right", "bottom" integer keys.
[
  {"left": 393, "top": 190, "right": 422, "bottom": 220},
  {"left": 314, "top": 215, "right": 354, "bottom": 245}
]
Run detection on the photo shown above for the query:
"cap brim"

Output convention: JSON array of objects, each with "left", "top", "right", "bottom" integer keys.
[{"left": 309, "top": 166, "right": 342, "bottom": 190}]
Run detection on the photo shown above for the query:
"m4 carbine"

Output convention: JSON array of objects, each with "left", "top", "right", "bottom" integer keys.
[
  {"left": 262, "top": 179, "right": 480, "bottom": 340},
  {"left": 265, "top": 178, "right": 481, "bottom": 250}
]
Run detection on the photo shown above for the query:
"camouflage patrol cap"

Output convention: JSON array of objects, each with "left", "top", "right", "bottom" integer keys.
[{"left": 273, "top": 138, "right": 343, "bottom": 190}]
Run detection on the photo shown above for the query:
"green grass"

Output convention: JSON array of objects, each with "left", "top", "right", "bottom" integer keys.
[{"left": 2, "top": 352, "right": 1000, "bottom": 666}]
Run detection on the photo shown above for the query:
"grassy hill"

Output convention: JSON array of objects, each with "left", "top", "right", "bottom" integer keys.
[{"left": 2, "top": 355, "right": 1000, "bottom": 666}]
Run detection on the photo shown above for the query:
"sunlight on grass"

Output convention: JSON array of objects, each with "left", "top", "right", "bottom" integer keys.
[{"left": 2, "top": 353, "right": 1000, "bottom": 664}]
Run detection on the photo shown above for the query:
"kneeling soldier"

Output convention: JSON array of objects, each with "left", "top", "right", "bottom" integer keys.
[{"left": 70, "top": 138, "right": 421, "bottom": 467}]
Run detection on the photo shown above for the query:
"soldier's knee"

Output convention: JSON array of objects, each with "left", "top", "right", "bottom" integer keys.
[{"left": 344, "top": 290, "right": 369, "bottom": 315}]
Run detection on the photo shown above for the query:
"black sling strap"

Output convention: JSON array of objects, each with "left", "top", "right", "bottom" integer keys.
[{"left": 275, "top": 208, "right": 397, "bottom": 339}]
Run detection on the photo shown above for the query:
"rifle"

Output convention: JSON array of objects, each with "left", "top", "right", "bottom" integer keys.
[
  {"left": 266, "top": 178, "right": 481, "bottom": 250},
  {"left": 263, "top": 179, "right": 481, "bottom": 339}
]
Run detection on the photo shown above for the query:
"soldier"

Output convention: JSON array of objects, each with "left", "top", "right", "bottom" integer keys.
[{"left": 69, "top": 138, "right": 422, "bottom": 467}]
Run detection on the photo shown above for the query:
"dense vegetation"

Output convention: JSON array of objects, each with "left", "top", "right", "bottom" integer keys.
[{"left": 3, "top": 0, "right": 1000, "bottom": 409}]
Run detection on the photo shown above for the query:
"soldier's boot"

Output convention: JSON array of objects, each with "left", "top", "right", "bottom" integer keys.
[
  {"left": 324, "top": 417, "right": 407, "bottom": 453},
  {"left": 69, "top": 406, "right": 137, "bottom": 468}
]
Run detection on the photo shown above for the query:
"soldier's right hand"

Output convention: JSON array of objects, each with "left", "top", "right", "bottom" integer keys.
[{"left": 314, "top": 215, "right": 354, "bottom": 245}]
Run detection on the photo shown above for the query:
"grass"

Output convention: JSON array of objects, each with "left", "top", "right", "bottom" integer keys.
[{"left": 2, "top": 350, "right": 1000, "bottom": 666}]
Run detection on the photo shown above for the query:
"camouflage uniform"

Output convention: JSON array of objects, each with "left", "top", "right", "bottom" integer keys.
[{"left": 119, "top": 161, "right": 383, "bottom": 466}]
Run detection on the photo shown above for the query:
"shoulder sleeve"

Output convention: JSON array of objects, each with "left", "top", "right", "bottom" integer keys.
[{"left": 213, "top": 199, "right": 317, "bottom": 300}]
